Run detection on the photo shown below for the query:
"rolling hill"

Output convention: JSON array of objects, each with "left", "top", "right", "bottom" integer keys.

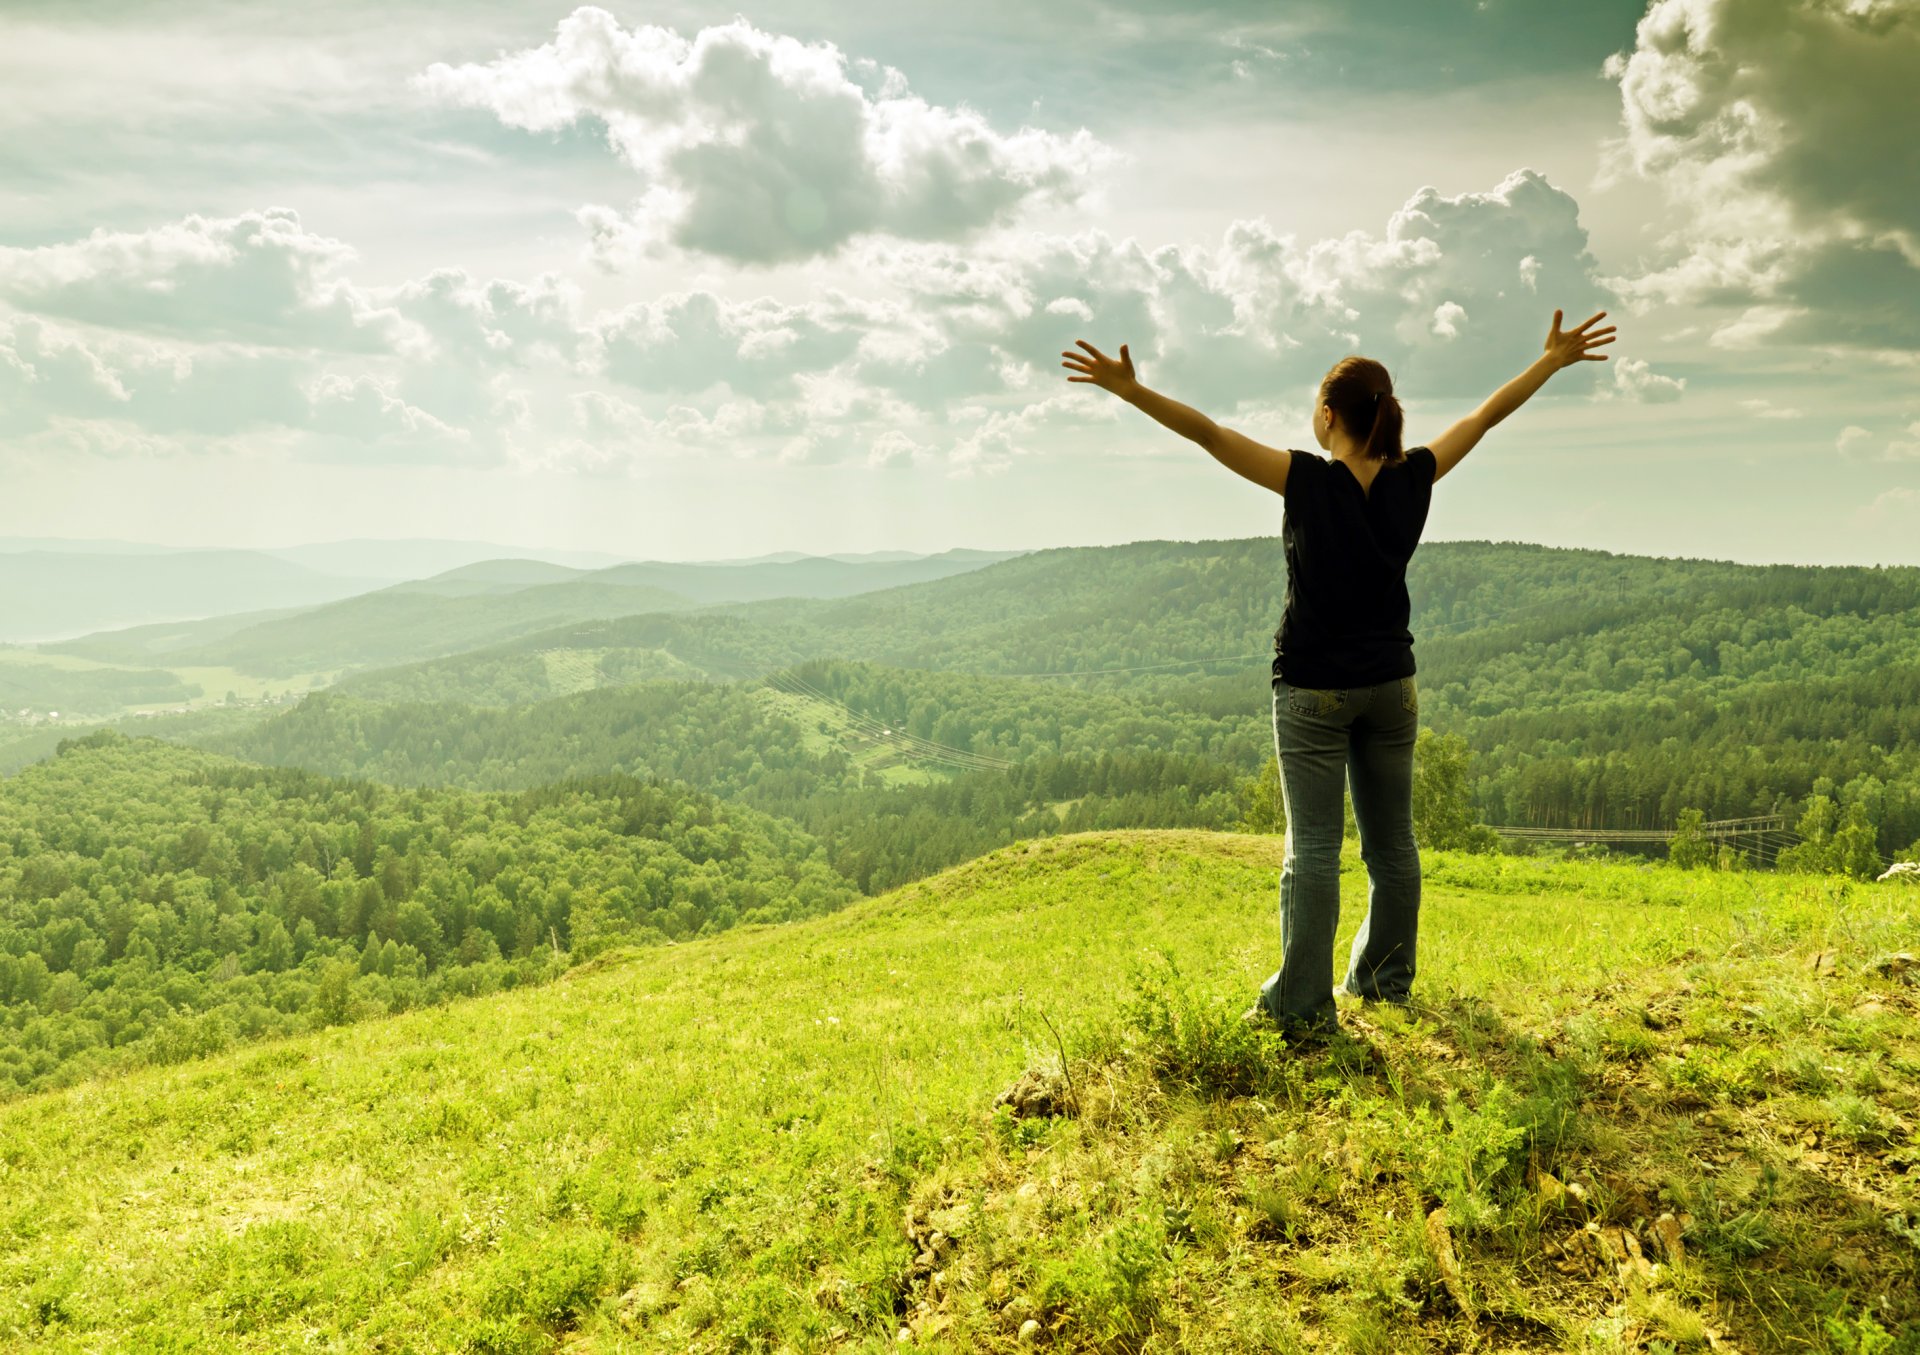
[{"left": 41, "top": 549, "right": 1029, "bottom": 679}]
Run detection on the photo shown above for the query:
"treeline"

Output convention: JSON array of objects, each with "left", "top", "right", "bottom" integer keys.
[
  {"left": 0, "top": 733, "right": 854, "bottom": 1098},
  {"left": 0, "top": 656, "right": 199, "bottom": 716},
  {"left": 200, "top": 674, "right": 1266, "bottom": 895}
]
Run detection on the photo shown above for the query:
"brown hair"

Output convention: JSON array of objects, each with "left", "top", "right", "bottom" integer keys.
[{"left": 1319, "top": 356, "right": 1403, "bottom": 463}]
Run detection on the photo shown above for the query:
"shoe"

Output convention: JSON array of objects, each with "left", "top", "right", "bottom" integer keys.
[{"left": 1240, "top": 1002, "right": 1276, "bottom": 1028}]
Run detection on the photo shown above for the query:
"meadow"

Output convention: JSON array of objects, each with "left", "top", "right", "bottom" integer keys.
[{"left": 3, "top": 830, "right": 1914, "bottom": 1352}]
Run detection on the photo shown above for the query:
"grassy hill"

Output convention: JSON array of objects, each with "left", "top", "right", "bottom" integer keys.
[{"left": 3, "top": 831, "right": 1915, "bottom": 1351}]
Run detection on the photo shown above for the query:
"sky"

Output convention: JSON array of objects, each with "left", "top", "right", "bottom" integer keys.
[{"left": 1, "top": 0, "right": 1917, "bottom": 566}]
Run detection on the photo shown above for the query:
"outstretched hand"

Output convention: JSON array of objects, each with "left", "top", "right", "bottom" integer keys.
[
  {"left": 1544, "top": 309, "right": 1616, "bottom": 369},
  {"left": 1061, "top": 339, "right": 1138, "bottom": 397}
]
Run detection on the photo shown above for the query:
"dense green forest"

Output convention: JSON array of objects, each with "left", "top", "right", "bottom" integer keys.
[
  {"left": 0, "top": 733, "right": 854, "bottom": 1098},
  {"left": 8, "top": 538, "right": 1920, "bottom": 1103},
  {"left": 202, "top": 665, "right": 1262, "bottom": 893},
  {"left": 282, "top": 541, "right": 1920, "bottom": 852}
]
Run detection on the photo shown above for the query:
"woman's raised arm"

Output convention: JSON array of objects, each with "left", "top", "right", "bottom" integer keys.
[
  {"left": 1429, "top": 309, "right": 1616, "bottom": 482},
  {"left": 1062, "top": 339, "right": 1292, "bottom": 496}
]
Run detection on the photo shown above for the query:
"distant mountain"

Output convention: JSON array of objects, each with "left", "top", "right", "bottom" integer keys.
[
  {"left": 0, "top": 551, "right": 390, "bottom": 645},
  {"left": 386, "top": 559, "right": 588, "bottom": 598},
  {"left": 702, "top": 547, "right": 1015, "bottom": 566},
  {"left": 585, "top": 549, "right": 1030, "bottom": 604},
  {"left": 259, "top": 538, "right": 627, "bottom": 578},
  {"left": 50, "top": 578, "right": 695, "bottom": 678},
  {"left": 48, "top": 549, "right": 1027, "bottom": 677}
]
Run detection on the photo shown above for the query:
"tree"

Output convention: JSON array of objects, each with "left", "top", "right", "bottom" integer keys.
[
  {"left": 312, "top": 959, "right": 357, "bottom": 1028},
  {"left": 1831, "top": 803, "right": 1885, "bottom": 881},
  {"left": 1236, "top": 756, "right": 1286, "bottom": 835},
  {"left": 1412, "top": 730, "right": 1499, "bottom": 852},
  {"left": 1668, "top": 808, "right": 1711, "bottom": 869}
]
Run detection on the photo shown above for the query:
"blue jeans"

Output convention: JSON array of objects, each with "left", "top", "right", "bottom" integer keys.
[{"left": 1257, "top": 676, "right": 1422, "bottom": 1031}]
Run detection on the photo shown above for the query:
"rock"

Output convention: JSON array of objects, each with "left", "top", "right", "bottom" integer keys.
[
  {"left": 1808, "top": 950, "right": 1838, "bottom": 975},
  {"left": 1425, "top": 1206, "right": 1475, "bottom": 1323},
  {"left": 995, "top": 1068, "right": 1070, "bottom": 1118},
  {"left": 1652, "top": 1212, "right": 1685, "bottom": 1265},
  {"left": 1019, "top": 1318, "right": 1041, "bottom": 1342},
  {"left": 1870, "top": 951, "right": 1917, "bottom": 978},
  {"left": 1875, "top": 862, "right": 1920, "bottom": 884},
  {"left": 897, "top": 1326, "right": 912, "bottom": 1343}
]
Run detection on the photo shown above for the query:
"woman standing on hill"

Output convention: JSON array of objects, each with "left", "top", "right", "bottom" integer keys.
[{"left": 1061, "top": 309, "right": 1616, "bottom": 1042}]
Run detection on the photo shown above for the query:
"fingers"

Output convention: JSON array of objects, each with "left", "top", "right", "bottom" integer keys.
[{"left": 1075, "top": 338, "right": 1111, "bottom": 362}]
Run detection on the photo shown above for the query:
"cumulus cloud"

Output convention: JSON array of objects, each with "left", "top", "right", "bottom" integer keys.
[
  {"left": 415, "top": 8, "right": 1115, "bottom": 265},
  {"left": 1738, "top": 397, "right": 1805, "bottom": 419},
  {"left": 593, "top": 290, "right": 867, "bottom": 398},
  {"left": 1837, "top": 418, "right": 1920, "bottom": 462},
  {"left": 1887, "top": 421, "right": 1920, "bottom": 460},
  {"left": 0, "top": 208, "right": 399, "bottom": 350},
  {"left": 390, "top": 268, "right": 586, "bottom": 368},
  {"left": 1597, "top": 0, "right": 1920, "bottom": 349},
  {"left": 305, "top": 373, "right": 470, "bottom": 449},
  {"left": 845, "top": 167, "right": 1616, "bottom": 420},
  {"left": 0, "top": 167, "right": 1628, "bottom": 475},
  {"left": 1594, "top": 355, "right": 1686, "bottom": 403},
  {"left": 0, "top": 314, "right": 316, "bottom": 436}
]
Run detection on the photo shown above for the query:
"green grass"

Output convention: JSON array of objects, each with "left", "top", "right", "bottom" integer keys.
[{"left": 2, "top": 832, "right": 1917, "bottom": 1352}]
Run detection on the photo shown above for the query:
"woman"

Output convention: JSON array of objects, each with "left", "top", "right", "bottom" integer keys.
[{"left": 1061, "top": 309, "right": 1616, "bottom": 1043}]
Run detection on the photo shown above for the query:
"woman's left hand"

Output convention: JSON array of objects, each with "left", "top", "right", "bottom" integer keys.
[{"left": 1061, "top": 339, "right": 1138, "bottom": 398}]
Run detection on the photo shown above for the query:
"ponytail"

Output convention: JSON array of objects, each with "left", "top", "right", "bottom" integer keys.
[{"left": 1320, "top": 356, "right": 1404, "bottom": 463}]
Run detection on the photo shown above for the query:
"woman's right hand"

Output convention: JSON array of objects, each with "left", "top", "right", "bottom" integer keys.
[{"left": 1543, "top": 309, "right": 1616, "bottom": 369}]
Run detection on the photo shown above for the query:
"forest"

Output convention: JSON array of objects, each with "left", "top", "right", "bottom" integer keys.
[
  {"left": 0, "top": 732, "right": 853, "bottom": 1098},
  {"left": 6, "top": 538, "right": 1920, "bottom": 1097}
]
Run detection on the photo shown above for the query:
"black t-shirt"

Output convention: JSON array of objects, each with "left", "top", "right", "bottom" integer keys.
[{"left": 1271, "top": 447, "right": 1436, "bottom": 689}]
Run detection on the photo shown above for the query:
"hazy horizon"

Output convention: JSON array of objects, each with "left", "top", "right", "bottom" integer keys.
[{"left": 4, "top": 1, "right": 1918, "bottom": 567}]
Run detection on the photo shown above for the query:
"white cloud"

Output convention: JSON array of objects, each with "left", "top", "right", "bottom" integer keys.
[
  {"left": 592, "top": 290, "right": 871, "bottom": 400},
  {"left": 0, "top": 315, "right": 314, "bottom": 437},
  {"left": 1738, "top": 397, "right": 1805, "bottom": 419},
  {"left": 305, "top": 373, "right": 469, "bottom": 447},
  {"left": 1430, "top": 301, "right": 1468, "bottom": 340},
  {"left": 1594, "top": 355, "right": 1686, "bottom": 404},
  {"left": 1837, "top": 419, "right": 1920, "bottom": 462},
  {"left": 866, "top": 428, "right": 927, "bottom": 470},
  {"left": 416, "top": 9, "right": 1116, "bottom": 266},
  {"left": 0, "top": 208, "right": 398, "bottom": 351},
  {"left": 851, "top": 167, "right": 1615, "bottom": 415},
  {"left": 1597, "top": 0, "right": 1920, "bottom": 349},
  {"left": 390, "top": 268, "right": 586, "bottom": 368}
]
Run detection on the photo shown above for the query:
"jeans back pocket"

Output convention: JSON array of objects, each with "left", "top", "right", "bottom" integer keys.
[
  {"left": 1400, "top": 676, "right": 1418, "bottom": 715},
  {"left": 1287, "top": 685, "right": 1346, "bottom": 718}
]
